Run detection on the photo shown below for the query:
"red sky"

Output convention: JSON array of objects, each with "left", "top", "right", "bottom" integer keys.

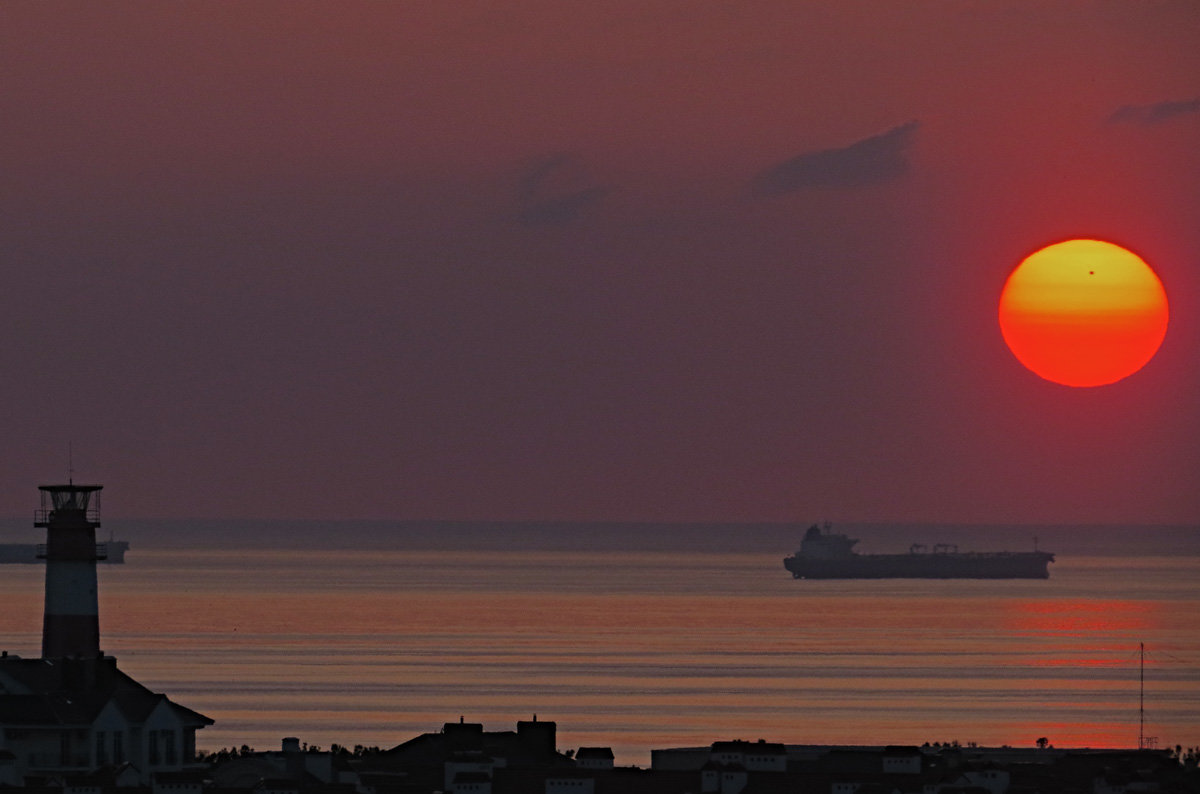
[{"left": 1, "top": 1, "right": 1197, "bottom": 523}]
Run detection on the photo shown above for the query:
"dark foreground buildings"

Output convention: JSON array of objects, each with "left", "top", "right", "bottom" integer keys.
[
  {"left": 1, "top": 485, "right": 1196, "bottom": 792},
  {"left": 204, "top": 729, "right": 1197, "bottom": 794}
]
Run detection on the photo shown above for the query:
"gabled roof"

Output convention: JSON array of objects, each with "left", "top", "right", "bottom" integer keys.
[
  {"left": 0, "top": 654, "right": 213, "bottom": 728},
  {"left": 112, "top": 688, "right": 166, "bottom": 722}
]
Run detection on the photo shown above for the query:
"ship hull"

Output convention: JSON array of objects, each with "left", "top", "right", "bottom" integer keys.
[
  {"left": 0, "top": 544, "right": 40, "bottom": 564},
  {"left": 783, "top": 551, "right": 1054, "bottom": 580},
  {"left": 0, "top": 542, "right": 128, "bottom": 564}
]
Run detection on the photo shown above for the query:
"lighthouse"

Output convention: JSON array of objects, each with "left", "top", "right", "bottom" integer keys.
[
  {"left": 36, "top": 483, "right": 104, "bottom": 658},
  {"left": 0, "top": 482, "right": 214, "bottom": 782}
]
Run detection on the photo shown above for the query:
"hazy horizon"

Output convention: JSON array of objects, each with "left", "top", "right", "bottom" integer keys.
[{"left": 4, "top": 517, "right": 1197, "bottom": 557}]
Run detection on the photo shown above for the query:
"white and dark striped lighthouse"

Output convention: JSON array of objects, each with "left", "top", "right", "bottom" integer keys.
[{"left": 36, "top": 483, "right": 104, "bottom": 658}]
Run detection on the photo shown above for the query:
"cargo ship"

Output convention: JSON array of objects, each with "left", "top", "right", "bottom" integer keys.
[
  {"left": 783, "top": 523, "right": 1053, "bottom": 579},
  {"left": 0, "top": 538, "right": 128, "bottom": 564}
]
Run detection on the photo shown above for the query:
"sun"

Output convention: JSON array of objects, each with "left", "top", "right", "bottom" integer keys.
[{"left": 998, "top": 239, "right": 1168, "bottom": 388}]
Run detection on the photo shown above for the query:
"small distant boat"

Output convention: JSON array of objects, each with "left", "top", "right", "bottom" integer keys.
[
  {"left": 0, "top": 539, "right": 128, "bottom": 564},
  {"left": 783, "top": 523, "right": 1053, "bottom": 580}
]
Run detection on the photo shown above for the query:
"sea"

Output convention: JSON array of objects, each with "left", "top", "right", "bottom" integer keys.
[{"left": 1, "top": 520, "right": 1197, "bottom": 765}]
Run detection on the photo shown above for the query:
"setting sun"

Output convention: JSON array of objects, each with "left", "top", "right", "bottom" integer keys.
[{"left": 998, "top": 239, "right": 1169, "bottom": 387}]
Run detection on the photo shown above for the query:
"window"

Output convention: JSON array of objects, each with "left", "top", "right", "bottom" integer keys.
[
  {"left": 164, "top": 730, "right": 177, "bottom": 765},
  {"left": 113, "top": 731, "right": 124, "bottom": 765},
  {"left": 96, "top": 731, "right": 106, "bottom": 765},
  {"left": 149, "top": 731, "right": 159, "bottom": 765}
]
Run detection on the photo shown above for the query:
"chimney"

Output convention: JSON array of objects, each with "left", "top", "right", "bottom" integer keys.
[
  {"left": 282, "top": 737, "right": 304, "bottom": 779},
  {"left": 516, "top": 717, "right": 556, "bottom": 758},
  {"left": 442, "top": 721, "right": 483, "bottom": 752}
]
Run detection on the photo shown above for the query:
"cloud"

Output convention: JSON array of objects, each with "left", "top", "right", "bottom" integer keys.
[
  {"left": 754, "top": 121, "right": 919, "bottom": 195},
  {"left": 1108, "top": 97, "right": 1200, "bottom": 125},
  {"left": 515, "top": 153, "right": 611, "bottom": 225}
]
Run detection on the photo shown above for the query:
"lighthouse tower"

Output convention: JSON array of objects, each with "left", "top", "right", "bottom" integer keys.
[{"left": 36, "top": 483, "right": 104, "bottom": 658}]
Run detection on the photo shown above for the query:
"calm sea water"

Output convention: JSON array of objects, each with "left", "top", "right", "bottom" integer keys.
[{"left": 1, "top": 521, "right": 1197, "bottom": 765}]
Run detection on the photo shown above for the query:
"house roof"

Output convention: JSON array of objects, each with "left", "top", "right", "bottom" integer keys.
[
  {"left": 711, "top": 740, "right": 787, "bottom": 755},
  {"left": 0, "top": 657, "right": 61, "bottom": 693},
  {"left": 368, "top": 722, "right": 571, "bottom": 771},
  {"left": 0, "top": 693, "right": 62, "bottom": 724},
  {"left": 575, "top": 747, "right": 614, "bottom": 759},
  {"left": 0, "top": 654, "right": 213, "bottom": 728}
]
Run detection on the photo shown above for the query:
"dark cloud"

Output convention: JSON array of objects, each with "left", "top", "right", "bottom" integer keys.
[
  {"left": 1108, "top": 97, "right": 1200, "bottom": 125},
  {"left": 754, "top": 121, "right": 919, "bottom": 195},
  {"left": 516, "top": 153, "right": 611, "bottom": 225}
]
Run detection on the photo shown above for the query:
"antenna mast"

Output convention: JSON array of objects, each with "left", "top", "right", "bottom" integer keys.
[
  {"left": 1136, "top": 643, "right": 1159, "bottom": 750},
  {"left": 1139, "top": 641, "right": 1144, "bottom": 750}
]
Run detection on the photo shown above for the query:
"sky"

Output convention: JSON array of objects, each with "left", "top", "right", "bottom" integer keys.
[{"left": 1, "top": 1, "right": 1197, "bottom": 524}]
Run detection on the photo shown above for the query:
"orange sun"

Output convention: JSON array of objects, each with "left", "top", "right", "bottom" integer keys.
[{"left": 998, "top": 239, "right": 1168, "bottom": 387}]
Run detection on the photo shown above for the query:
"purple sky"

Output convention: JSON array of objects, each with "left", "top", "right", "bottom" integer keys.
[{"left": 1, "top": 2, "right": 1197, "bottom": 523}]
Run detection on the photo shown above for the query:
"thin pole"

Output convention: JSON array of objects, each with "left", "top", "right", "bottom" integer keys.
[{"left": 1139, "top": 642, "right": 1145, "bottom": 750}]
